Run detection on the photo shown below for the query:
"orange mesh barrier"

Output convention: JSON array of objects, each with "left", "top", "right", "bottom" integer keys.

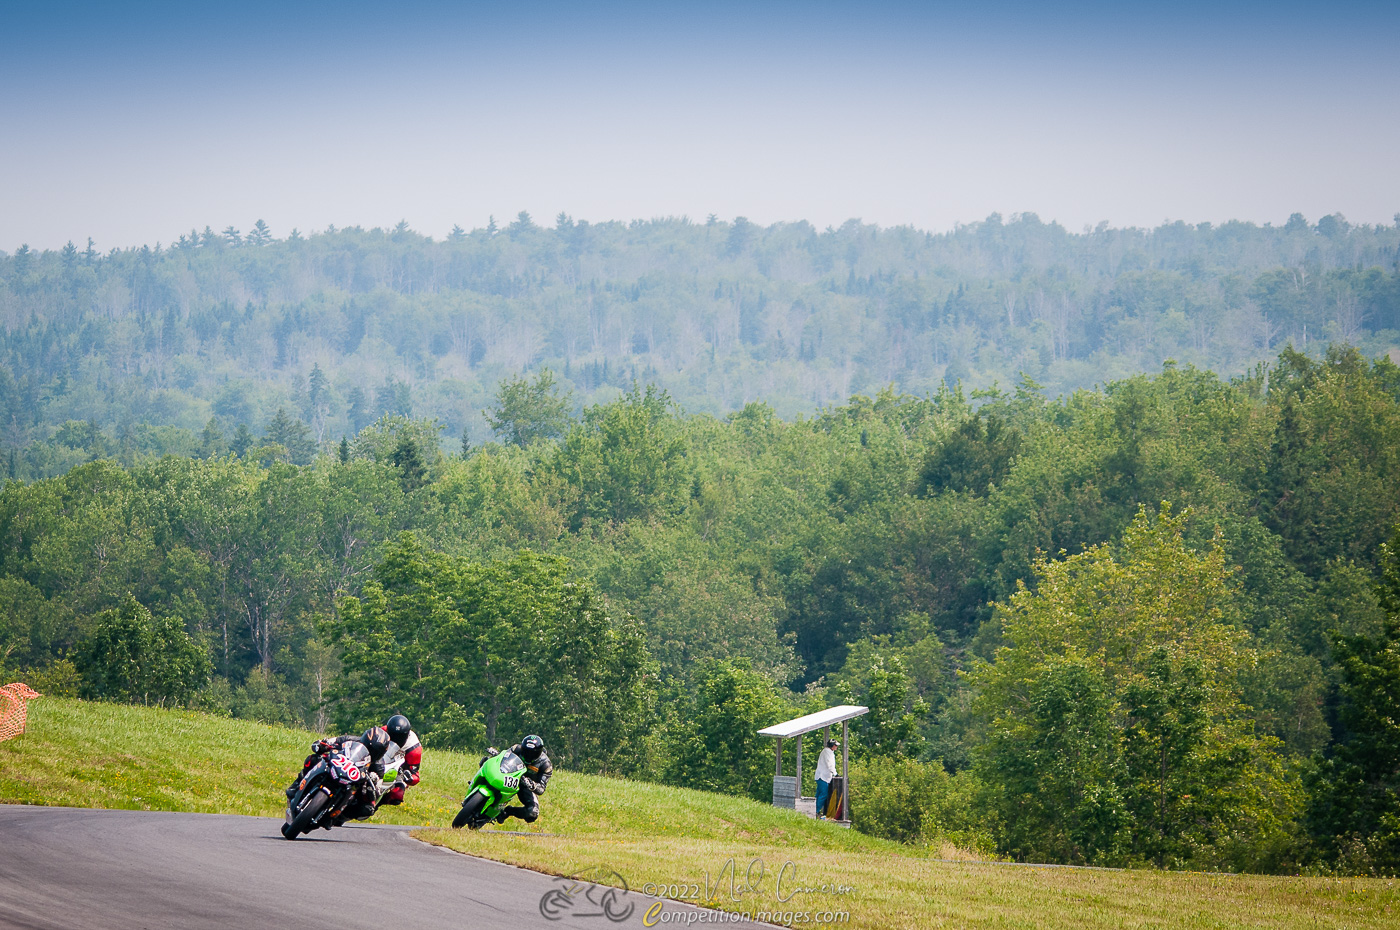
[{"left": 0, "top": 682, "right": 41, "bottom": 742}]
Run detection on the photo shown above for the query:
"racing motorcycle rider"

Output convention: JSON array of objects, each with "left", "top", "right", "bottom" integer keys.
[
  {"left": 483, "top": 734, "right": 552, "bottom": 824},
  {"left": 287, "top": 725, "right": 393, "bottom": 822},
  {"left": 378, "top": 713, "right": 422, "bottom": 807}
]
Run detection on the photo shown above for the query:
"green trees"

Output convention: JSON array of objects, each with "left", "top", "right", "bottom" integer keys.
[
  {"left": 969, "top": 506, "right": 1299, "bottom": 868},
  {"left": 76, "top": 595, "right": 209, "bottom": 706},
  {"left": 917, "top": 412, "right": 1022, "bottom": 497},
  {"left": 0, "top": 576, "right": 74, "bottom": 669},
  {"left": 327, "top": 534, "right": 651, "bottom": 772},
  {"left": 349, "top": 416, "right": 443, "bottom": 473},
  {"left": 631, "top": 554, "right": 797, "bottom": 686},
  {"left": 0, "top": 448, "right": 412, "bottom": 722},
  {"left": 665, "top": 658, "right": 793, "bottom": 801},
  {"left": 1258, "top": 347, "right": 1400, "bottom": 575},
  {"left": 485, "top": 368, "right": 573, "bottom": 447},
  {"left": 553, "top": 384, "right": 691, "bottom": 529},
  {"left": 1306, "top": 530, "right": 1400, "bottom": 872},
  {"left": 836, "top": 652, "right": 928, "bottom": 760},
  {"left": 389, "top": 434, "right": 427, "bottom": 492},
  {"left": 978, "top": 658, "right": 1130, "bottom": 863},
  {"left": 262, "top": 408, "right": 317, "bottom": 464}
]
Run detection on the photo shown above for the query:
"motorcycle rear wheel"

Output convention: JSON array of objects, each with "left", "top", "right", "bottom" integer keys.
[
  {"left": 452, "top": 791, "right": 489, "bottom": 829},
  {"left": 284, "top": 789, "right": 329, "bottom": 839}
]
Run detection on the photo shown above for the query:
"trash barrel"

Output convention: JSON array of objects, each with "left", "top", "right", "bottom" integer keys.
[{"left": 824, "top": 776, "right": 846, "bottom": 820}]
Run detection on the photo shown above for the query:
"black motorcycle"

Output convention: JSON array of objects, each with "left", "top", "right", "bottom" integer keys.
[{"left": 281, "top": 741, "right": 375, "bottom": 839}]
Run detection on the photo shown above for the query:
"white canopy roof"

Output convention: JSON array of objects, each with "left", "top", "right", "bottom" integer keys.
[{"left": 757, "top": 705, "right": 869, "bottom": 739}]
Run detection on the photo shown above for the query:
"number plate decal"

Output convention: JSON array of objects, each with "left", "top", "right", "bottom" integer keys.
[{"left": 331, "top": 755, "right": 362, "bottom": 782}]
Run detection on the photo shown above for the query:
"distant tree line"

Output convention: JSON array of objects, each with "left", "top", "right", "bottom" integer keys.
[{"left": 1, "top": 212, "right": 1398, "bottom": 480}]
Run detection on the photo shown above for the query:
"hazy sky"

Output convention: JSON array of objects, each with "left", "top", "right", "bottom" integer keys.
[{"left": 2, "top": 1, "right": 1397, "bottom": 251}]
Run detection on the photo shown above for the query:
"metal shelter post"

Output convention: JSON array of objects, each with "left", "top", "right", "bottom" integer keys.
[
  {"left": 841, "top": 719, "right": 850, "bottom": 823},
  {"left": 774, "top": 738, "right": 783, "bottom": 775}
]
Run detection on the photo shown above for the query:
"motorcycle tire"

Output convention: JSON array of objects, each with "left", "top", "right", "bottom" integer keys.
[
  {"left": 284, "top": 789, "right": 329, "bottom": 839},
  {"left": 452, "top": 791, "right": 488, "bottom": 829}
]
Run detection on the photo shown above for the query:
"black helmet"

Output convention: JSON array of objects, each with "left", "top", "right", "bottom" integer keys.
[
  {"left": 361, "top": 726, "right": 392, "bottom": 761},
  {"left": 519, "top": 734, "right": 544, "bottom": 762},
  {"left": 386, "top": 714, "right": 412, "bottom": 746}
]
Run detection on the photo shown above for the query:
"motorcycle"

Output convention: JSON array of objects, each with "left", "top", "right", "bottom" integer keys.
[
  {"left": 281, "top": 741, "right": 378, "bottom": 839},
  {"left": 451, "top": 749, "right": 527, "bottom": 829}
]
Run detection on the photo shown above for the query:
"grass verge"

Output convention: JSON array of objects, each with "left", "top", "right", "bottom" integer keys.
[
  {"left": 3, "top": 697, "right": 1397, "bottom": 929},
  {"left": 417, "top": 830, "right": 1399, "bottom": 930}
]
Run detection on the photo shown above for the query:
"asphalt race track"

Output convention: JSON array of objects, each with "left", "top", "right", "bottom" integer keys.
[{"left": 0, "top": 805, "right": 718, "bottom": 930}]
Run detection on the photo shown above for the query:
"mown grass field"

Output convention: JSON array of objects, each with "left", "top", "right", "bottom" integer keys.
[{"left": 2, "top": 697, "right": 1397, "bottom": 929}]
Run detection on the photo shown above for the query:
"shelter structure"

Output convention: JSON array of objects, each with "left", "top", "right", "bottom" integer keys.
[{"left": 758, "top": 704, "right": 867, "bottom": 824}]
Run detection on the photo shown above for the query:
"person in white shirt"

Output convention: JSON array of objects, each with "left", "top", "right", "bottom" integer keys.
[{"left": 814, "top": 738, "right": 838, "bottom": 820}]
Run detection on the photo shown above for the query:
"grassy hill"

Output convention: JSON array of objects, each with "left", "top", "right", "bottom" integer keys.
[{"left": 3, "top": 697, "right": 1397, "bottom": 929}]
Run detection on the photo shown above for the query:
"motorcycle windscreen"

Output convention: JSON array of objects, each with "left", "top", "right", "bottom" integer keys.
[
  {"left": 343, "top": 742, "right": 372, "bottom": 768},
  {"left": 498, "top": 751, "right": 526, "bottom": 775}
]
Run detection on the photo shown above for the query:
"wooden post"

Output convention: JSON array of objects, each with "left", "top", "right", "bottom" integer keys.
[
  {"left": 841, "top": 719, "right": 850, "bottom": 822},
  {"left": 774, "top": 737, "right": 783, "bottom": 776}
]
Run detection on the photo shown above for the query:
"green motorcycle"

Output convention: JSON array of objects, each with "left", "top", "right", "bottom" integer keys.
[{"left": 451, "top": 749, "right": 527, "bottom": 829}]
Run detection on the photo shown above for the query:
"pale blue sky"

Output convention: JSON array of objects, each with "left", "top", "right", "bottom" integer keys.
[{"left": 2, "top": 1, "right": 1397, "bottom": 249}]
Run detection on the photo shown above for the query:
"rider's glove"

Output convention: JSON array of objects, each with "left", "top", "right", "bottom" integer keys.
[
  {"left": 486, "top": 747, "right": 499, "bottom": 757},
  {"left": 312, "top": 740, "right": 330, "bottom": 754}
]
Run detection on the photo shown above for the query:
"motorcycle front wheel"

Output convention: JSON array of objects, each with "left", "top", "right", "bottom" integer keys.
[
  {"left": 284, "top": 788, "right": 329, "bottom": 839},
  {"left": 452, "top": 791, "right": 489, "bottom": 829}
]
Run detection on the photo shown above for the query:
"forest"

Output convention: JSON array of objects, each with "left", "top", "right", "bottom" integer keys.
[
  {"left": 0, "top": 212, "right": 1398, "bottom": 477},
  {"left": 3, "top": 214, "right": 1400, "bottom": 874}
]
